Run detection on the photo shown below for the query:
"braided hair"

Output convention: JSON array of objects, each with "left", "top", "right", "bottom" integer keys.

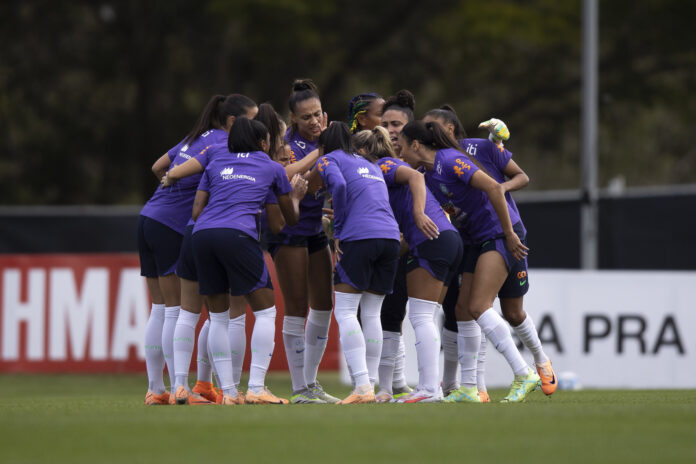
[{"left": 347, "top": 92, "right": 380, "bottom": 134}]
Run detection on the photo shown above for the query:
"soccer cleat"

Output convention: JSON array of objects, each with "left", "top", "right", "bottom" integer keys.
[
  {"left": 392, "top": 384, "right": 413, "bottom": 400},
  {"left": 290, "top": 389, "right": 326, "bottom": 404},
  {"left": 245, "top": 387, "right": 289, "bottom": 405},
  {"left": 375, "top": 390, "right": 393, "bottom": 403},
  {"left": 478, "top": 118, "right": 510, "bottom": 144},
  {"left": 442, "top": 383, "right": 460, "bottom": 398},
  {"left": 501, "top": 368, "right": 541, "bottom": 403},
  {"left": 236, "top": 389, "right": 246, "bottom": 405},
  {"left": 401, "top": 389, "right": 443, "bottom": 403},
  {"left": 220, "top": 393, "right": 245, "bottom": 405},
  {"left": 338, "top": 389, "right": 376, "bottom": 405},
  {"left": 168, "top": 391, "right": 176, "bottom": 405},
  {"left": 144, "top": 390, "right": 171, "bottom": 405},
  {"left": 443, "top": 385, "right": 481, "bottom": 403},
  {"left": 536, "top": 359, "right": 558, "bottom": 396},
  {"left": 308, "top": 381, "right": 340, "bottom": 404},
  {"left": 175, "top": 385, "right": 213, "bottom": 405},
  {"left": 192, "top": 381, "right": 218, "bottom": 403},
  {"left": 478, "top": 390, "right": 491, "bottom": 403}
]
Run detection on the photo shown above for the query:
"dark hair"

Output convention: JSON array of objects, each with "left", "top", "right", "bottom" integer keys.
[
  {"left": 228, "top": 117, "right": 269, "bottom": 154},
  {"left": 318, "top": 122, "right": 352, "bottom": 154},
  {"left": 288, "top": 78, "right": 320, "bottom": 113},
  {"left": 382, "top": 89, "right": 415, "bottom": 122},
  {"left": 424, "top": 104, "right": 467, "bottom": 139},
  {"left": 347, "top": 92, "right": 381, "bottom": 133},
  {"left": 183, "top": 94, "right": 256, "bottom": 146},
  {"left": 401, "top": 120, "right": 490, "bottom": 174},
  {"left": 254, "top": 103, "right": 284, "bottom": 157},
  {"left": 352, "top": 126, "right": 396, "bottom": 162}
]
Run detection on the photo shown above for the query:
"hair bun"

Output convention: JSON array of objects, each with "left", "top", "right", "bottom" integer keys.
[
  {"left": 395, "top": 89, "right": 415, "bottom": 111},
  {"left": 292, "top": 78, "right": 318, "bottom": 93}
]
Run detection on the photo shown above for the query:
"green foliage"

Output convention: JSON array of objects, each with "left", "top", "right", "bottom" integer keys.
[{"left": 0, "top": 0, "right": 694, "bottom": 204}]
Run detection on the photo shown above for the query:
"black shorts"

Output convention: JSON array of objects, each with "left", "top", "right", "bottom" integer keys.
[
  {"left": 334, "top": 238, "right": 400, "bottom": 294},
  {"left": 405, "top": 230, "right": 463, "bottom": 284},
  {"left": 265, "top": 231, "right": 329, "bottom": 257},
  {"left": 192, "top": 228, "right": 273, "bottom": 296},
  {"left": 137, "top": 215, "right": 183, "bottom": 278},
  {"left": 380, "top": 254, "right": 408, "bottom": 332},
  {"left": 175, "top": 224, "right": 197, "bottom": 282}
]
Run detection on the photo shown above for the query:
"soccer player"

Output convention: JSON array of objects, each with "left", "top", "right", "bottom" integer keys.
[
  {"left": 191, "top": 117, "right": 307, "bottom": 405},
  {"left": 268, "top": 79, "right": 339, "bottom": 404},
  {"left": 158, "top": 94, "right": 258, "bottom": 405},
  {"left": 353, "top": 126, "right": 463, "bottom": 403},
  {"left": 140, "top": 94, "right": 254, "bottom": 405},
  {"left": 307, "top": 122, "right": 401, "bottom": 404},
  {"left": 347, "top": 92, "right": 385, "bottom": 133},
  {"left": 423, "top": 107, "right": 557, "bottom": 399},
  {"left": 376, "top": 90, "right": 418, "bottom": 399},
  {"left": 399, "top": 120, "right": 541, "bottom": 403}
]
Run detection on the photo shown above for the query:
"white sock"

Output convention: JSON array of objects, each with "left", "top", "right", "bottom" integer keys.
[
  {"left": 196, "top": 319, "right": 212, "bottom": 383},
  {"left": 173, "top": 309, "right": 200, "bottom": 389},
  {"left": 334, "top": 292, "right": 370, "bottom": 388},
  {"left": 162, "top": 305, "right": 180, "bottom": 388},
  {"left": 304, "top": 308, "right": 331, "bottom": 386},
  {"left": 441, "top": 328, "right": 459, "bottom": 391},
  {"left": 457, "top": 320, "right": 481, "bottom": 388},
  {"left": 477, "top": 335, "right": 487, "bottom": 392},
  {"left": 393, "top": 335, "right": 408, "bottom": 389},
  {"left": 513, "top": 314, "right": 549, "bottom": 365},
  {"left": 144, "top": 303, "right": 166, "bottom": 393},
  {"left": 408, "top": 297, "right": 440, "bottom": 392},
  {"left": 378, "top": 330, "right": 400, "bottom": 394},
  {"left": 359, "top": 292, "right": 384, "bottom": 386},
  {"left": 208, "top": 310, "right": 235, "bottom": 395},
  {"left": 283, "top": 315, "right": 307, "bottom": 392},
  {"left": 248, "top": 307, "right": 276, "bottom": 391},
  {"left": 477, "top": 308, "right": 528, "bottom": 376},
  {"left": 228, "top": 313, "right": 247, "bottom": 388}
]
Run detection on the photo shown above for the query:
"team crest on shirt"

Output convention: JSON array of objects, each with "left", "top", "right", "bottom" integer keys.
[
  {"left": 436, "top": 161, "right": 442, "bottom": 175},
  {"left": 379, "top": 159, "right": 396, "bottom": 173},
  {"left": 439, "top": 183, "right": 453, "bottom": 197},
  {"left": 317, "top": 157, "right": 329, "bottom": 172}
]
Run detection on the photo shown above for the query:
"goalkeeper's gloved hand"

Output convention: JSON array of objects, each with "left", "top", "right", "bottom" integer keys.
[{"left": 478, "top": 118, "right": 510, "bottom": 146}]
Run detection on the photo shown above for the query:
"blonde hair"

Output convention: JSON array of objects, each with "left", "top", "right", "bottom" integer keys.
[{"left": 352, "top": 126, "right": 396, "bottom": 162}]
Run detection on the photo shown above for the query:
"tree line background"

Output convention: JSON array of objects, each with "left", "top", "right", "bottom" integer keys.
[{"left": 1, "top": 0, "right": 694, "bottom": 205}]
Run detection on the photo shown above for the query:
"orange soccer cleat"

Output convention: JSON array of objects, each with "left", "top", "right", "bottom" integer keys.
[
  {"left": 536, "top": 359, "right": 558, "bottom": 396},
  {"left": 144, "top": 390, "right": 171, "bottom": 406},
  {"left": 193, "top": 381, "right": 219, "bottom": 403},
  {"left": 244, "top": 387, "right": 289, "bottom": 405}
]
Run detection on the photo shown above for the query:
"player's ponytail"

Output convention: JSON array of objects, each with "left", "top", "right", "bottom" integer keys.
[
  {"left": 182, "top": 94, "right": 226, "bottom": 146},
  {"left": 228, "top": 117, "right": 270, "bottom": 154},
  {"left": 424, "top": 105, "right": 467, "bottom": 139},
  {"left": 382, "top": 89, "right": 415, "bottom": 122}
]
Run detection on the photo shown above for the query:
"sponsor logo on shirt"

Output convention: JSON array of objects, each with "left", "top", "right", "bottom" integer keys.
[
  {"left": 465, "top": 143, "right": 477, "bottom": 157},
  {"left": 357, "top": 166, "right": 384, "bottom": 182},
  {"left": 436, "top": 161, "right": 443, "bottom": 175},
  {"left": 379, "top": 159, "right": 396, "bottom": 173},
  {"left": 182, "top": 144, "right": 189, "bottom": 152},
  {"left": 453, "top": 158, "right": 472, "bottom": 178},
  {"left": 317, "top": 157, "right": 329, "bottom": 172},
  {"left": 220, "top": 166, "right": 257, "bottom": 182}
]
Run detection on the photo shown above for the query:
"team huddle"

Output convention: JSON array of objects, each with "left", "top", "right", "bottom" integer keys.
[{"left": 138, "top": 79, "right": 557, "bottom": 405}]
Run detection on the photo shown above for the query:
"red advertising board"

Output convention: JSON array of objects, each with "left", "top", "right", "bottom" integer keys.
[{"left": 0, "top": 254, "right": 340, "bottom": 373}]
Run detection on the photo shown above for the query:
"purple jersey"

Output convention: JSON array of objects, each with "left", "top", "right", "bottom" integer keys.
[
  {"left": 377, "top": 157, "right": 456, "bottom": 248},
  {"left": 193, "top": 150, "right": 292, "bottom": 239},
  {"left": 283, "top": 129, "right": 322, "bottom": 236},
  {"left": 460, "top": 138, "right": 525, "bottom": 235},
  {"left": 424, "top": 148, "right": 521, "bottom": 244},
  {"left": 317, "top": 150, "right": 400, "bottom": 242},
  {"left": 140, "top": 128, "right": 228, "bottom": 234}
]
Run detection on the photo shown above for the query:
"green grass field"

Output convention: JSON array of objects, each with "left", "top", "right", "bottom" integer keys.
[{"left": 1, "top": 373, "right": 695, "bottom": 464}]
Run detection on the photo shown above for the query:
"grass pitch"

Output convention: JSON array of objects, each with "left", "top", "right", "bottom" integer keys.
[{"left": 1, "top": 373, "right": 694, "bottom": 464}]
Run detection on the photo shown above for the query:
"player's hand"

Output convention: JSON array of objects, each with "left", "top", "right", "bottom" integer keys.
[
  {"left": 479, "top": 118, "right": 510, "bottom": 146},
  {"left": 160, "top": 172, "right": 174, "bottom": 188},
  {"left": 505, "top": 231, "right": 529, "bottom": 261},
  {"left": 333, "top": 238, "right": 343, "bottom": 258},
  {"left": 414, "top": 212, "right": 439, "bottom": 240},
  {"left": 321, "top": 112, "right": 328, "bottom": 131},
  {"left": 289, "top": 174, "right": 308, "bottom": 199},
  {"left": 322, "top": 207, "right": 334, "bottom": 221}
]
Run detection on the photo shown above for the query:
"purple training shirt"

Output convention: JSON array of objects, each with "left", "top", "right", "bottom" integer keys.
[{"left": 283, "top": 129, "right": 323, "bottom": 236}]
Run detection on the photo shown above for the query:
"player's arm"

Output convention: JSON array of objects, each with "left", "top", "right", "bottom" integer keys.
[
  {"left": 162, "top": 158, "right": 205, "bottom": 187},
  {"left": 285, "top": 148, "right": 320, "bottom": 178},
  {"left": 393, "top": 165, "right": 439, "bottom": 239},
  {"left": 191, "top": 190, "right": 209, "bottom": 221},
  {"left": 501, "top": 159, "right": 529, "bottom": 193},
  {"left": 276, "top": 174, "right": 307, "bottom": 227},
  {"left": 152, "top": 153, "right": 172, "bottom": 180}
]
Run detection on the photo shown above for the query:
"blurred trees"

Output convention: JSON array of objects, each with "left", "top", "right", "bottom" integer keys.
[{"left": 1, "top": 0, "right": 694, "bottom": 204}]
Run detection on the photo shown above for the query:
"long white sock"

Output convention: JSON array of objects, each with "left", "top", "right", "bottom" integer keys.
[
  {"left": 208, "top": 310, "right": 235, "bottom": 395},
  {"left": 173, "top": 309, "right": 200, "bottom": 389},
  {"left": 334, "top": 291, "right": 370, "bottom": 388},
  {"left": 408, "top": 297, "right": 440, "bottom": 392},
  {"left": 145, "top": 303, "right": 166, "bottom": 393},
  {"left": 477, "top": 308, "right": 528, "bottom": 376},
  {"left": 457, "top": 320, "right": 480, "bottom": 388},
  {"left": 378, "top": 330, "right": 400, "bottom": 393},
  {"left": 393, "top": 334, "right": 408, "bottom": 389},
  {"left": 359, "top": 292, "right": 384, "bottom": 386},
  {"left": 162, "top": 305, "right": 180, "bottom": 388},
  {"left": 513, "top": 314, "right": 549, "bottom": 365},
  {"left": 228, "top": 313, "right": 246, "bottom": 388},
  {"left": 304, "top": 308, "right": 331, "bottom": 386},
  {"left": 196, "top": 319, "right": 212, "bottom": 383},
  {"left": 477, "top": 335, "right": 488, "bottom": 392},
  {"left": 441, "top": 328, "right": 459, "bottom": 391},
  {"left": 248, "top": 307, "right": 276, "bottom": 391},
  {"left": 283, "top": 315, "right": 307, "bottom": 392}
]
